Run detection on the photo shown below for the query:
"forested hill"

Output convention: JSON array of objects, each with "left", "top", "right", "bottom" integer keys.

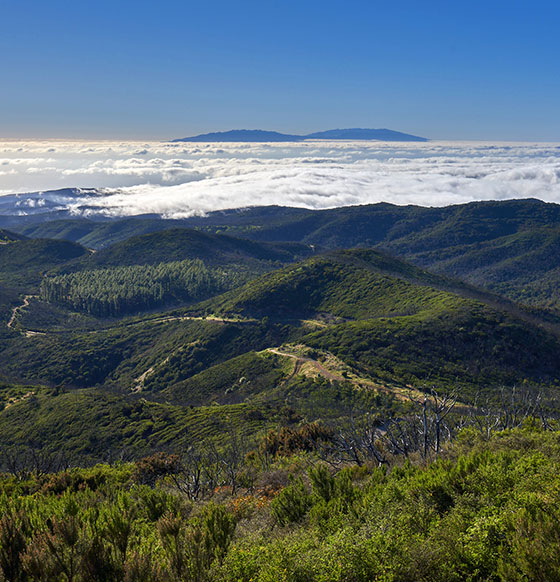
[
  {"left": 37, "top": 228, "right": 315, "bottom": 315},
  {"left": 17, "top": 216, "right": 194, "bottom": 250},
  {"left": 0, "top": 229, "right": 26, "bottom": 243},
  {"left": 9, "top": 199, "right": 558, "bottom": 252},
  {"left": 14, "top": 198, "right": 559, "bottom": 249},
  {"left": 0, "top": 238, "right": 89, "bottom": 288},
  {"left": 63, "top": 228, "right": 314, "bottom": 271},
  {"left": 9, "top": 198, "right": 560, "bottom": 312},
  {"left": 197, "top": 248, "right": 501, "bottom": 320}
]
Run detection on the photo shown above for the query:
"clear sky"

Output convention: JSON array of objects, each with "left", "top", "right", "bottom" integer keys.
[{"left": 1, "top": 0, "right": 559, "bottom": 140}]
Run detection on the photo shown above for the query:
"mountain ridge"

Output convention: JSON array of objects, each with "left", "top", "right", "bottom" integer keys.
[{"left": 172, "top": 127, "right": 428, "bottom": 142}]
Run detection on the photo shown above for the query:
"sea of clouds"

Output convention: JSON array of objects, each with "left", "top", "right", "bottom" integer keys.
[{"left": 0, "top": 140, "right": 559, "bottom": 218}]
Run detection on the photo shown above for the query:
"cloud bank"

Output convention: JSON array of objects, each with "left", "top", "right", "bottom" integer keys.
[{"left": 0, "top": 140, "right": 559, "bottom": 218}]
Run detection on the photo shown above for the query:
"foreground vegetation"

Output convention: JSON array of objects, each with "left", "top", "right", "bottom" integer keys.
[{"left": 1, "top": 426, "right": 560, "bottom": 581}]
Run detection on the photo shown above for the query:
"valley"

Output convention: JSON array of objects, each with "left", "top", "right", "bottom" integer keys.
[
  {"left": 1, "top": 200, "right": 560, "bottom": 464},
  {"left": 1, "top": 198, "right": 560, "bottom": 581}
]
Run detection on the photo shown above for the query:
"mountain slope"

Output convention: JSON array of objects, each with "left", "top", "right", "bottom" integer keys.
[
  {"left": 134, "top": 198, "right": 560, "bottom": 313},
  {"left": 406, "top": 226, "right": 560, "bottom": 310},
  {"left": 200, "top": 249, "right": 474, "bottom": 320},
  {"left": 0, "top": 238, "right": 89, "bottom": 288},
  {"left": 0, "top": 386, "right": 284, "bottom": 463},
  {"left": 172, "top": 128, "right": 428, "bottom": 142},
  {"left": 194, "top": 249, "right": 560, "bottom": 391},
  {"left": 12, "top": 199, "right": 560, "bottom": 313},
  {"left": 18, "top": 217, "right": 194, "bottom": 249},
  {"left": 305, "top": 128, "right": 427, "bottom": 141},
  {"left": 64, "top": 228, "right": 313, "bottom": 271},
  {"left": 173, "top": 129, "right": 304, "bottom": 142}
]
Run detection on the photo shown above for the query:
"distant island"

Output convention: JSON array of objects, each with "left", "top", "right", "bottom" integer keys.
[{"left": 172, "top": 128, "right": 428, "bottom": 142}]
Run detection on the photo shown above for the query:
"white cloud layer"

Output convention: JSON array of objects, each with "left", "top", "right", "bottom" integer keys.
[{"left": 0, "top": 140, "right": 559, "bottom": 218}]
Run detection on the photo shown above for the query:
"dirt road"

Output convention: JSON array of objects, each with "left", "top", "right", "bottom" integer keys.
[{"left": 7, "top": 295, "right": 34, "bottom": 330}]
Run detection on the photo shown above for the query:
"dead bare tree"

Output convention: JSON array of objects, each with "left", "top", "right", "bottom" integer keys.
[
  {"left": 466, "top": 385, "right": 558, "bottom": 439},
  {"left": 173, "top": 447, "right": 205, "bottom": 500},
  {"left": 383, "top": 417, "right": 418, "bottom": 458},
  {"left": 407, "top": 388, "right": 459, "bottom": 459},
  {"left": 220, "top": 432, "right": 251, "bottom": 495},
  {"left": 322, "top": 415, "right": 386, "bottom": 467},
  {"left": 430, "top": 390, "right": 458, "bottom": 455}
]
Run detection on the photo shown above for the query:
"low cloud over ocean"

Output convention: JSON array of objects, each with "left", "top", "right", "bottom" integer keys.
[{"left": 1, "top": 140, "right": 559, "bottom": 218}]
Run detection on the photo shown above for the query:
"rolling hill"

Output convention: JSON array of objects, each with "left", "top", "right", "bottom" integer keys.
[
  {"left": 15, "top": 198, "right": 560, "bottom": 311},
  {"left": 0, "top": 238, "right": 89, "bottom": 288},
  {"left": 13, "top": 198, "right": 560, "bottom": 314},
  {"left": 191, "top": 249, "right": 560, "bottom": 391},
  {"left": 5, "top": 248, "right": 558, "bottom": 400},
  {"left": 2, "top": 205, "right": 560, "bottom": 463},
  {"left": 65, "top": 228, "right": 313, "bottom": 270}
]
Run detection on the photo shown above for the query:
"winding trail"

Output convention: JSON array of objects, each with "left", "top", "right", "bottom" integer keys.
[
  {"left": 266, "top": 347, "right": 423, "bottom": 402},
  {"left": 267, "top": 348, "right": 345, "bottom": 383},
  {"left": 83, "top": 314, "right": 258, "bottom": 336},
  {"left": 7, "top": 295, "right": 35, "bottom": 330},
  {"left": 7, "top": 302, "right": 257, "bottom": 337}
]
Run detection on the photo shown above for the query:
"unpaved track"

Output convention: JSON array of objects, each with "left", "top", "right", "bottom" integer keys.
[
  {"left": 8, "top": 302, "right": 257, "bottom": 337},
  {"left": 267, "top": 347, "right": 421, "bottom": 402},
  {"left": 7, "top": 295, "right": 35, "bottom": 330},
  {"left": 267, "top": 348, "right": 351, "bottom": 383},
  {"left": 84, "top": 314, "right": 257, "bottom": 335}
]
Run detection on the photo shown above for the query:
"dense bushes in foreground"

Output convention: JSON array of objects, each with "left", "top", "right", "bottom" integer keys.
[{"left": 2, "top": 428, "right": 560, "bottom": 580}]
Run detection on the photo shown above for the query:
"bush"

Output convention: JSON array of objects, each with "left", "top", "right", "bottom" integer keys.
[{"left": 271, "top": 477, "right": 312, "bottom": 526}]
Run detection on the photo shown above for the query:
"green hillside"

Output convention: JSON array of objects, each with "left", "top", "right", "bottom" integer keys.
[
  {"left": 0, "top": 387, "right": 284, "bottom": 463},
  {"left": 192, "top": 250, "right": 560, "bottom": 391},
  {"left": 0, "top": 238, "right": 89, "bottom": 288},
  {"left": 17, "top": 217, "right": 183, "bottom": 249},
  {"left": 0, "top": 314, "right": 295, "bottom": 390},
  {"left": 4, "top": 248, "right": 560, "bottom": 395},
  {"left": 66, "top": 228, "right": 312, "bottom": 271},
  {"left": 163, "top": 198, "right": 558, "bottom": 250},
  {"left": 408, "top": 226, "right": 560, "bottom": 310},
  {"left": 303, "top": 305, "right": 560, "bottom": 391},
  {"left": 199, "top": 249, "right": 473, "bottom": 320},
  {"left": 0, "top": 228, "right": 26, "bottom": 243},
  {"left": 12, "top": 199, "right": 560, "bottom": 312},
  {"left": 170, "top": 199, "right": 560, "bottom": 313}
]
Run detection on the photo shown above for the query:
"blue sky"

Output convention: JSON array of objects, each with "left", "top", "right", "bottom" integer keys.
[{"left": 1, "top": 0, "right": 559, "bottom": 140}]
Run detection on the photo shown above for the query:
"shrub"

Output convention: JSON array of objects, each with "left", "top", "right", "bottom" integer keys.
[
  {"left": 270, "top": 477, "right": 312, "bottom": 526},
  {"left": 134, "top": 452, "right": 181, "bottom": 488}
]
